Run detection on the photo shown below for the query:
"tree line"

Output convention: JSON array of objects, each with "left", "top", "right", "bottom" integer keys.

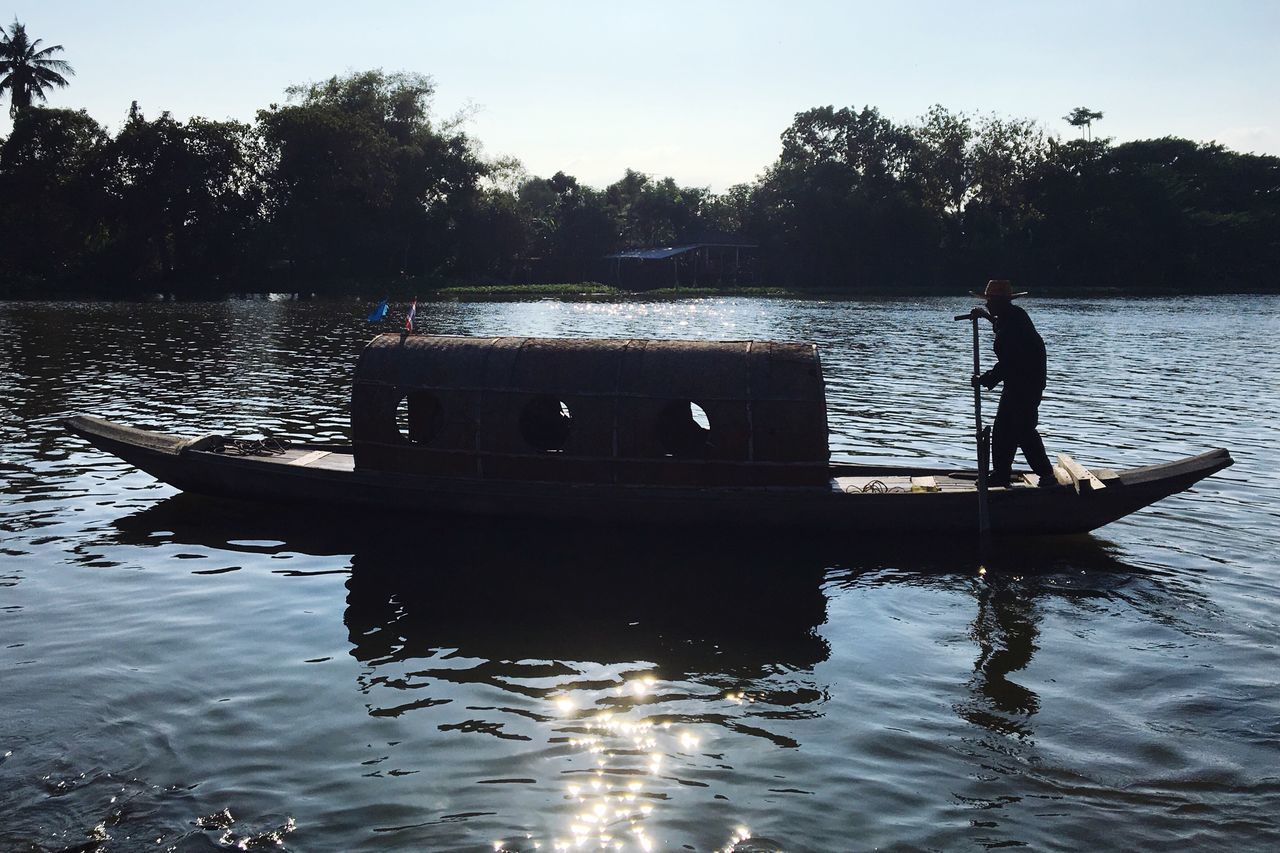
[{"left": 2, "top": 69, "right": 1277, "bottom": 296}]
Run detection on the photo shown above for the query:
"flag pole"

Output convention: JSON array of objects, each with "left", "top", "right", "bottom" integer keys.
[{"left": 405, "top": 298, "right": 417, "bottom": 334}]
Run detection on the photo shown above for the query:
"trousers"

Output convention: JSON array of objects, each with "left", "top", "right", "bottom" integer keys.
[{"left": 992, "top": 388, "right": 1053, "bottom": 484}]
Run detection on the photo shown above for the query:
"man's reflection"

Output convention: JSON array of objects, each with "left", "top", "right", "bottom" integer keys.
[{"left": 959, "top": 575, "right": 1041, "bottom": 739}]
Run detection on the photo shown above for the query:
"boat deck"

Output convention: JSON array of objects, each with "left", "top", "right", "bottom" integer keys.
[
  {"left": 830, "top": 474, "right": 1042, "bottom": 494},
  {"left": 210, "top": 444, "right": 356, "bottom": 472},
  {"left": 217, "top": 444, "right": 1052, "bottom": 493},
  {"left": 280, "top": 448, "right": 353, "bottom": 472}
]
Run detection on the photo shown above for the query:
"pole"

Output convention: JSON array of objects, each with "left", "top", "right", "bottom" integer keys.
[{"left": 954, "top": 311, "right": 991, "bottom": 536}]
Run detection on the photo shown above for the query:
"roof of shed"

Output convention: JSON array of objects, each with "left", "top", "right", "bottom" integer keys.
[{"left": 604, "top": 241, "right": 757, "bottom": 261}]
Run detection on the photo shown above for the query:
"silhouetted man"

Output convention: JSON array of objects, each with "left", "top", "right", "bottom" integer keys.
[{"left": 969, "top": 280, "right": 1055, "bottom": 487}]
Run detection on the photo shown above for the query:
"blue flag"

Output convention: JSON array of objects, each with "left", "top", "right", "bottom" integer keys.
[{"left": 366, "top": 299, "right": 389, "bottom": 322}]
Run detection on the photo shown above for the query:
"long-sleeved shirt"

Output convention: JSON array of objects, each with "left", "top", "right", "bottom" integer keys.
[{"left": 983, "top": 304, "right": 1046, "bottom": 393}]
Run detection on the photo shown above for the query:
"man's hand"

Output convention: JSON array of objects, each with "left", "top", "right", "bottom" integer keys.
[
  {"left": 973, "top": 371, "right": 998, "bottom": 389},
  {"left": 971, "top": 373, "right": 982, "bottom": 389},
  {"left": 968, "top": 306, "right": 992, "bottom": 322}
]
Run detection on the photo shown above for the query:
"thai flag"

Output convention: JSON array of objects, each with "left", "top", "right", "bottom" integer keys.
[
  {"left": 366, "top": 299, "right": 389, "bottom": 322},
  {"left": 404, "top": 299, "right": 417, "bottom": 332}
]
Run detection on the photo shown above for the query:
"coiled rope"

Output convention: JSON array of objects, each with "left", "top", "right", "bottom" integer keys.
[
  {"left": 844, "top": 479, "right": 908, "bottom": 494},
  {"left": 211, "top": 436, "right": 292, "bottom": 456}
]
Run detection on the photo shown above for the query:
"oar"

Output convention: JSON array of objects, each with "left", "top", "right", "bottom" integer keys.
[{"left": 954, "top": 311, "right": 991, "bottom": 536}]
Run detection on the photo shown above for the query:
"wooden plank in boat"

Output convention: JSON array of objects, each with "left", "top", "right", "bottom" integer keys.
[
  {"left": 289, "top": 450, "right": 332, "bottom": 467},
  {"left": 910, "top": 476, "right": 939, "bottom": 492},
  {"left": 310, "top": 453, "right": 355, "bottom": 472},
  {"left": 1057, "top": 453, "right": 1105, "bottom": 494}
]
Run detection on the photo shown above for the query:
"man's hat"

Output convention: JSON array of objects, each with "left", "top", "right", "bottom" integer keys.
[{"left": 971, "top": 279, "right": 1028, "bottom": 300}]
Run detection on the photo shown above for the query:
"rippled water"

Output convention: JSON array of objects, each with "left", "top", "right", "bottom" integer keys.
[{"left": 2, "top": 296, "right": 1278, "bottom": 851}]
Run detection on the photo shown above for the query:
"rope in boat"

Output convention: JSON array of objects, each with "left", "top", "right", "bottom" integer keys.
[
  {"left": 844, "top": 479, "right": 908, "bottom": 494},
  {"left": 210, "top": 436, "right": 293, "bottom": 456}
]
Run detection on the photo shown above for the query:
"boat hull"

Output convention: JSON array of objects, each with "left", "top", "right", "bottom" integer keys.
[{"left": 65, "top": 416, "right": 1233, "bottom": 536}]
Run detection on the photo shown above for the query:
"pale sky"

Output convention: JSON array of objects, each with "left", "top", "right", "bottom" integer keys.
[{"left": 5, "top": 0, "right": 1278, "bottom": 191}]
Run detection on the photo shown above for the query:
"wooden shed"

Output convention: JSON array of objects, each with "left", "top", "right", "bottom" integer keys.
[{"left": 350, "top": 334, "right": 830, "bottom": 487}]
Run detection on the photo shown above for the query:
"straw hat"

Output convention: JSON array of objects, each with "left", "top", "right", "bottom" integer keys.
[{"left": 971, "top": 279, "right": 1028, "bottom": 300}]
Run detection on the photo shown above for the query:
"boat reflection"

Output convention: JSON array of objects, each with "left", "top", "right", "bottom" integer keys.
[
  {"left": 111, "top": 497, "right": 1171, "bottom": 739},
  {"left": 111, "top": 492, "right": 834, "bottom": 676},
  {"left": 108, "top": 495, "right": 1191, "bottom": 850},
  {"left": 344, "top": 530, "right": 831, "bottom": 679},
  {"left": 340, "top": 523, "right": 841, "bottom": 850}
]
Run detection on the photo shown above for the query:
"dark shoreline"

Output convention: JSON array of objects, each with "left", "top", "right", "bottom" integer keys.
[{"left": 3, "top": 279, "right": 1278, "bottom": 303}]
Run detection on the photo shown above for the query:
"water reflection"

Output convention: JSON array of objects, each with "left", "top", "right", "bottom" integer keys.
[
  {"left": 960, "top": 578, "right": 1041, "bottom": 738},
  {"left": 344, "top": 532, "right": 830, "bottom": 678},
  {"left": 111, "top": 497, "right": 838, "bottom": 848},
  {"left": 4, "top": 296, "right": 1275, "bottom": 850},
  {"left": 99, "top": 494, "right": 1199, "bottom": 849},
  {"left": 349, "top": 536, "right": 834, "bottom": 851},
  {"left": 345, "top": 527, "right": 839, "bottom": 845}
]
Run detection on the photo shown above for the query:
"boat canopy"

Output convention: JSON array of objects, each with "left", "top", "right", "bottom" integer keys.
[{"left": 351, "top": 334, "right": 830, "bottom": 486}]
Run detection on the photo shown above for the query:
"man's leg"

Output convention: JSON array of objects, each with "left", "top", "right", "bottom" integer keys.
[
  {"left": 1019, "top": 421, "right": 1054, "bottom": 479},
  {"left": 1016, "top": 393, "right": 1054, "bottom": 480},
  {"left": 990, "top": 393, "right": 1018, "bottom": 486}
]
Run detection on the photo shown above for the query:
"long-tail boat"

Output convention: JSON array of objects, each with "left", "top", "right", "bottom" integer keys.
[{"left": 65, "top": 333, "right": 1232, "bottom": 535}]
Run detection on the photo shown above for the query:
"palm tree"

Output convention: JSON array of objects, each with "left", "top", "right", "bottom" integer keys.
[
  {"left": 1063, "top": 106, "right": 1104, "bottom": 142},
  {"left": 0, "top": 20, "right": 75, "bottom": 118}
]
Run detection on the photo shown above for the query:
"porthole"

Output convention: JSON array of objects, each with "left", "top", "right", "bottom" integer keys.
[
  {"left": 520, "top": 395, "right": 572, "bottom": 452},
  {"left": 689, "top": 402, "right": 710, "bottom": 430},
  {"left": 396, "top": 391, "right": 444, "bottom": 444},
  {"left": 656, "top": 400, "right": 712, "bottom": 457}
]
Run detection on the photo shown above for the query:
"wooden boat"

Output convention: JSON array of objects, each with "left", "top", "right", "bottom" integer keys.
[{"left": 65, "top": 333, "right": 1233, "bottom": 536}]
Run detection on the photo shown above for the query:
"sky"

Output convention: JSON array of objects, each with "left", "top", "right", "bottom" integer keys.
[{"left": 5, "top": 0, "right": 1278, "bottom": 192}]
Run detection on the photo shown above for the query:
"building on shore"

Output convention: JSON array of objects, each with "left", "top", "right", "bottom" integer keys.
[{"left": 604, "top": 232, "right": 757, "bottom": 290}]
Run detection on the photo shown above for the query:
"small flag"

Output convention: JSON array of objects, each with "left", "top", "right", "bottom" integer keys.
[
  {"left": 404, "top": 299, "right": 417, "bottom": 333},
  {"left": 366, "top": 299, "right": 389, "bottom": 322}
]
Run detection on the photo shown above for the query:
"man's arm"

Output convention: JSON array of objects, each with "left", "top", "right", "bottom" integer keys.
[
  {"left": 976, "top": 362, "right": 1004, "bottom": 389},
  {"left": 965, "top": 307, "right": 1002, "bottom": 388}
]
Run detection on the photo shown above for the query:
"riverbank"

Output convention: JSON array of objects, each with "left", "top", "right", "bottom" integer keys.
[{"left": 5, "top": 278, "right": 1278, "bottom": 302}]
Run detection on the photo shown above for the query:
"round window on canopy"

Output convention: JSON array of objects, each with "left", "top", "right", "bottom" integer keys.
[
  {"left": 656, "top": 400, "right": 712, "bottom": 457},
  {"left": 395, "top": 391, "right": 444, "bottom": 445},
  {"left": 519, "top": 395, "right": 572, "bottom": 452}
]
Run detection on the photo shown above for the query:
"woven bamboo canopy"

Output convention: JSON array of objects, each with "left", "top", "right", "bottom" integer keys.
[{"left": 351, "top": 334, "right": 830, "bottom": 486}]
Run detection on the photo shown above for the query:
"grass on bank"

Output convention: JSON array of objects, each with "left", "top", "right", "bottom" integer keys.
[
  {"left": 9, "top": 273, "right": 1272, "bottom": 302},
  {"left": 432, "top": 282, "right": 621, "bottom": 298},
  {"left": 430, "top": 283, "right": 802, "bottom": 299}
]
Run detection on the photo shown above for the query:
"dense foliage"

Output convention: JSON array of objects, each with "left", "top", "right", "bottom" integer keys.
[{"left": 1, "top": 71, "right": 1277, "bottom": 295}]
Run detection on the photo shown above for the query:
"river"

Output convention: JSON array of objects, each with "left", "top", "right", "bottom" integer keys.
[{"left": 2, "top": 295, "right": 1277, "bottom": 851}]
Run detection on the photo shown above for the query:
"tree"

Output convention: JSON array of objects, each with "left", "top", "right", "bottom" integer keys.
[
  {"left": 779, "top": 105, "right": 918, "bottom": 188},
  {"left": 759, "top": 105, "right": 937, "bottom": 287},
  {"left": 911, "top": 104, "right": 974, "bottom": 216},
  {"left": 701, "top": 183, "right": 755, "bottom": 234},
  {"left": 1063, "top": 106, "right": 1104, "bottom": 141},
  {"left": 969, "top": 114, "right": 1050, "bottom": 213},
  {"left": 518, "top": 171, "right": 615, "bottom": 281},
  {"left": 96, "top": 103, "right": 264, "bottom": 286},
  {"left": 256, "top": 70, "right": 488, "bottom": 280},
  {"left": 0, "top": 20, "right": 74, "bottom": 118},
  {"left": 0, "top": 107, "right": 108, "bottom": 280}
]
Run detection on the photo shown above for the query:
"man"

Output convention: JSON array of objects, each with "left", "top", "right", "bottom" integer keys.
[{"left": 969, "top": 279, "right": 1056, "bottom": 488}]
